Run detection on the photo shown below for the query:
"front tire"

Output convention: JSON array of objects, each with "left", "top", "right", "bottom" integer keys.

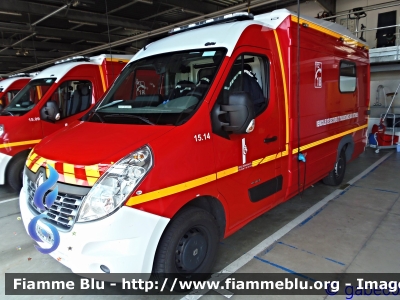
[
  {"left": 7, "top": 156, "right": 26, "bottom": 191},
  {"left": 323, "top": 149, "right": 346, "bottom": 186},
  {"left": 152, "top": 206, "right": 219, "bottom": 283}
]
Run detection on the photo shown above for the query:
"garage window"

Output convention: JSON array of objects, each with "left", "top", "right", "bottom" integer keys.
[{"left": 339, "top": 61, "right": 356, "bottom": 93}]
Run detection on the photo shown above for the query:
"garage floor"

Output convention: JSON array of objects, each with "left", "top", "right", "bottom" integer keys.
[{"left": 1, "top": 148, "right": 399, "bottom": 299}]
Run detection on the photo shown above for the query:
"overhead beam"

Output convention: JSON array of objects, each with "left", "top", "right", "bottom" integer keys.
[
  {"left": 0, "top": 39, "right": 93, "bottom": 52},
  {"left": 154, "top": 0, "right": 222, "bottom": 14},
  {"left": 0, "top": 0, "right": 154, "bottom": 31},
  {"left": 6, "top": 0, "right": 280, "bottom": 75},
  {"left": 0, "top": 22, "right": 122, "bottom": 43},
  {"left": 0, "top": 49, "right": 66, "bottom": 58},
  {"left": 0, "top": 56, "right": 47, "bottom": 63}
]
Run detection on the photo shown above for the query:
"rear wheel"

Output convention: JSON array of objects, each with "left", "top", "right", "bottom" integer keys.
[
  {"left": 152, "top": 206, "right": 219, "bottom": 284},
  {"left": 323, "top": 149, "right": 346, "bottom": 186},
  {"left": 7, "top": 156, "right": 26, "bottom": 191}
]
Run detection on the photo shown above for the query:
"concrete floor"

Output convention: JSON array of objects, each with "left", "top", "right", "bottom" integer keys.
[{"left": 1, "top": 148, "right": 399, "bottom": 299}]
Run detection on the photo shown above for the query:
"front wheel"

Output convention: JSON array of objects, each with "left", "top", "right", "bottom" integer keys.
[
  {"left": 322, "top": 149, "right": 346, "bottom": 186},
  {"left": 7, "top": 156, "right": 26, "bottom": 191},
  {"left": 152, "top": 206, "right": 219, "bottom": 283}
]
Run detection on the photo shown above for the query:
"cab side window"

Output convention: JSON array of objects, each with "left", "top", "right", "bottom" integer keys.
[
  {"left": 49, "top": 80, "right": 92, "bottom": 119},
  {"left": 216, "top": 54, "right": 269, "bottom": 116}
]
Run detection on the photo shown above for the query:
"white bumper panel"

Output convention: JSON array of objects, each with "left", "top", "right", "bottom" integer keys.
[
  {"left": 19, "top": 187, "right": 170, "bottom": 274},
  {"left": 0, "top": 152, "right": 12, "bottom": 184}
]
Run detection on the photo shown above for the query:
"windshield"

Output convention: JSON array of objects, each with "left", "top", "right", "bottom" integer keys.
[
  {"left": 1, "top": 78, "right": 55, "bottom": 116},
  {"left": 88, "top": 48, "right": 226, "bottom": 125}
]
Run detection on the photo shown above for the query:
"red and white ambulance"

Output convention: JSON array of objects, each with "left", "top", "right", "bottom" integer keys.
[
  {"left": 0, "top": 54, "right": 132, "bottom": 190},
  {"left": 20, "top": 9, "right": 369, "bottom": 279},
  {"left": 0, "top": 73, "right": 37, "bottom": 109}
]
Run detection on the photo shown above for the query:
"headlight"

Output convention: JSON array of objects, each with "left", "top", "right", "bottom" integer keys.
[
  {"left": 77, "top": 145, "right": 153, "bottom": 222},
  {"left": 0, "top": 124, "right": 4, "bottom": 137}
]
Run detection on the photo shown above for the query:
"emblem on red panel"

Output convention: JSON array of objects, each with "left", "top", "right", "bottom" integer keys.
[{"left": 315, "top": 62, "right": 322, "bottom": 88}]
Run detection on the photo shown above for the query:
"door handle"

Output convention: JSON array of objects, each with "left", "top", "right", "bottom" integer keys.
[{"left": 264, "top": 136, "right": 277, "bottom": 143}]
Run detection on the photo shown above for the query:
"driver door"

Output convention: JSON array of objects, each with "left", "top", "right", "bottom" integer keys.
[
  {"left": 211, "top": 48, "right": 285, "bottom": 228},
  {"left": 41, "top": 79, "right": 94, "bottom": 136}
]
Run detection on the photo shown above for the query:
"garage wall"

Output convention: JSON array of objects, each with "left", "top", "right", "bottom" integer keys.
[
  {"left": 336, "top": 0, "right": 400, "bottom": 49},
  {"left": 286, "top": 1, "right": 327, "bottom": 18}
]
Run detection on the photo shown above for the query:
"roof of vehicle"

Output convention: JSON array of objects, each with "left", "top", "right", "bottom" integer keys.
[
  {"left": 131, "top": 9, "right": 367, "bottom": 63},
  {"left": 33, "top": 54, "right": 133, "bottom": 83},
  {"left": 0, "top": 76, "right": 31, "bottom": 91}
]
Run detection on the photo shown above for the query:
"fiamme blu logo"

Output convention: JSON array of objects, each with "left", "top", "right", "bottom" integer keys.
[{"left": 27, "top": 165, "right": 61, "bottom": 254}]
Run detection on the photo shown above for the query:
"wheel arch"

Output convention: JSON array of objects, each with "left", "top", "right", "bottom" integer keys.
[
  {"left": 6, "top": 148, "right": 31, "bottom": 176},
  {"left": 174, "top": 196, "right": 226, "bottom": 240},
  {"left": 337, "top": 135, "right": 354, "bottom": 162}
]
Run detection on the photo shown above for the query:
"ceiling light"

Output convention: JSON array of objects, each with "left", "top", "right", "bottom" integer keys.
[
  {"left": 0, "top": 11, "right": 22, "bottom": 16},
  {"left": 23, "top": 49, "right": 29, "bottom": 56},
  {"left": 71, "top": 0, "right": 80, "bottom": 7},
  {"left": 16, "top": 49, "right": 21, "bottom": 56},
  {"left": 69, "top": 20, "right": 97, "bottom": 26}
]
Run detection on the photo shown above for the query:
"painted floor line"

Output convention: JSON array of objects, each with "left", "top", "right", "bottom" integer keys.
[
  {"left": 181, "top": 150, "right": 394, "bottom": 300},
  {"left": 0, "top": 197, "right": 19, "bottom": 204}
]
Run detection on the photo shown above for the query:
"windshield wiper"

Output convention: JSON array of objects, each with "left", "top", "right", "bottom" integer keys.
[
  {"left": 89, "top": 111, "right": 105, "bottom": 123},
  {"left": 103, "top": 114, "right": 155, "bottom": 125},
  {"left": 97, "top": 100, "right": 123, "bottom": 110},
  {"left": 1, "top": 110, "right": 13, "bottom": 116}
]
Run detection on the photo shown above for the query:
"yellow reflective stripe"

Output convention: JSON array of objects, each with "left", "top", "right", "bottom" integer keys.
[
  {"left": 86, "top": 177, "right": 98, "bottom": 186},
  {"left": 64, "top": 173, "right": 76, "bottom": 184},
  {"left": 85, "top": 165, "right": 100, "bottom": 178},
  {"left": 292, "top": 124, "right": 368, "bottom": 154},
  {"left": 31, "top": 157, "right": 46, "bottom": 172},
  {"left": 217, "top": 166, "right": 238, "bottom": 179},
  {"left": 291, "top": 16, "right": 368, "bottom": 49},
  {"left": 273, "top": 30, "right": 289, "bottom": 146},
  {"left": 98, "top": 65, "right": 107, "bottom": 92},
  {"left": 45, "top": 160, "right": 56, "bottom": 177},
  {"left": 63, "top": 163, "right": 75, "bottom": 174},
  {"left": 105, "top": 58, "right": 130, "bottom": 63},
  {"left": 252, "top": 158, "right": 263, "bottom": 167},
  {"left": 28, "top": 150, "right": 36, "bottom": 161},
  {"left": 0, "top": 139, "right": 41, "bottom": 149},
  {"left": 126, "top": 174, "right": 217, "bottom": 206},
  {"left": 127, "top": 127, "right": 366, "bottom": 206},
  {"left": 26, "top": 152, "right": 38, "bottom": 167}
]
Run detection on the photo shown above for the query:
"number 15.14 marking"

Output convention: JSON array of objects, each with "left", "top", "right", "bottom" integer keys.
[{"left": 194, "top": 133, "right": 211, "bottom": 142}]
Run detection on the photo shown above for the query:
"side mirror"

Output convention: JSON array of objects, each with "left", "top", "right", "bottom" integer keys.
[
  {"left": 40, "top": 101, "right": 60, "bottom": 123},
  {"left": 211, "top": 92, "right": 255, "bottom": 139}
]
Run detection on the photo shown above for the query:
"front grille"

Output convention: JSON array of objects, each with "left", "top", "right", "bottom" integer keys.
[{"left": 27, "top": 178, "right": 84, "bottom": 231}]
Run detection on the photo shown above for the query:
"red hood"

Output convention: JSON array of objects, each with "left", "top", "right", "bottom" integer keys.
[{"left": 34, "top": 121, "right": 174, "bottom": 165}]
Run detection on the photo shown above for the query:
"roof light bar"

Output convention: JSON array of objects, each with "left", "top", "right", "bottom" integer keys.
[
  {"left": 169, "top": 12, "right": 253, "bottom": 35},
  {"left": 54, "top": 56, "right": 91, "bottom": 65},
  {"left": 8, "top": 73, "right": 33, "bottom": 78}
]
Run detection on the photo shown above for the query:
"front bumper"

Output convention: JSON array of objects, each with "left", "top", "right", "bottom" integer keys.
[
  {"left": 0, "top": 152, "right": 12, "bottom": 184},
  {"left": 19, "top": 186, "right": 170, "bottom": 274}
]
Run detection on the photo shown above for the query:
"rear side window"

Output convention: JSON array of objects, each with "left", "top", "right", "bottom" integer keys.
[{"left": 339, "top": 61, "right": 356, "bottom": 93}]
